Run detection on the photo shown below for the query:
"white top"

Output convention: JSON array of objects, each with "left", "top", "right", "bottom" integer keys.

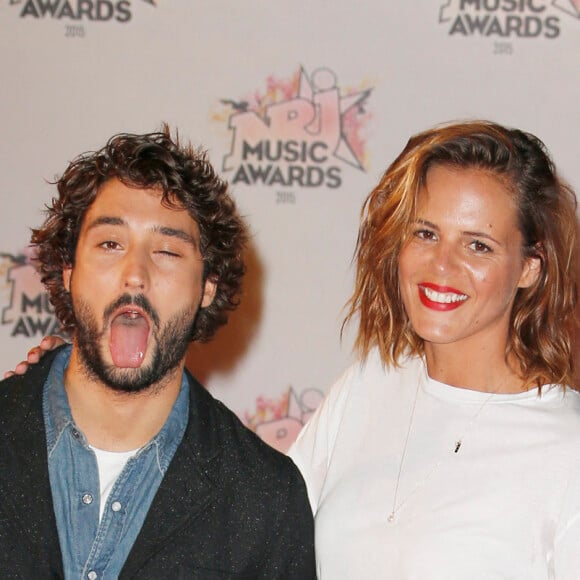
[
  {"left": 289, "top": 350, "right": 580, "bottom": 580},
  {"left": 91, "top": 446, "right": 140, "bottom": 521}
]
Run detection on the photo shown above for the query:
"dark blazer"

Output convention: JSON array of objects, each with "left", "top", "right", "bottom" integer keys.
[{"left": 0, "top": 348, "right": 316, "bottom": 579}]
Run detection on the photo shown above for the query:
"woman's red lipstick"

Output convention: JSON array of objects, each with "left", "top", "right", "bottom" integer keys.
[{"left": 418, "top": 282, "right": 468, "bottom": 311}]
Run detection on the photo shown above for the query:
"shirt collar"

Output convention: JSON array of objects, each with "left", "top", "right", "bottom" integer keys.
[{"left": 43, "top": 344, "right": 190, "bottom": 470}]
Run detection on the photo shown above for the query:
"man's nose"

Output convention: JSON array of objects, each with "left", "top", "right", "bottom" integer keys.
[{"left": 121, "top": 249, "right": 149, "bottom": 291}]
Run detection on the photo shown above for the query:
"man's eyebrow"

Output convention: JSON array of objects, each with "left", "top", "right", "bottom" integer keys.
[
  {"left": 153, "top": 226, "right": 199, "bottom": 248},
  {"left": 85, "top": 216, "right": 126, "bottom": 230},
  {"left": 85, "top": 217, "right": 199, "bottom": 248}
]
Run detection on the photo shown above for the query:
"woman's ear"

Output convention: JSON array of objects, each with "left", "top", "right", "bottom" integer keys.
[{"left": 518, "top": 245, "right": 543, "bottom": 289}]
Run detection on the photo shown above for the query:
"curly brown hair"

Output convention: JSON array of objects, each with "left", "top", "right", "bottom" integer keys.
[
  {"left": 345, "top": 120, "right": 578, "bottom": 388},
  {"left": 32, "top": 125, "right": 247, "bottom": 343}
]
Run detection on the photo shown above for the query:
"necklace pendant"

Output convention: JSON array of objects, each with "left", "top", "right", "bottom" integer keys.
[{"left": 387, "top": 512, "right": 395, "bottom": 523}]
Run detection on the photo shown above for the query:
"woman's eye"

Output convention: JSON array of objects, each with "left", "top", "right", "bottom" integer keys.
[
  {"left": 99, "top": 241, "right": 120, "bottom": 250},
  {"left": 414, "top": 229, "right": 436, "bottom": 241},
  {"left": 469, "top": 240, "right": 492, "bottom": 253}
]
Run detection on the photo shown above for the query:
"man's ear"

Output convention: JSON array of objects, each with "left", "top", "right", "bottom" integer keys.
[
  {"left": 200, "top": 276, "right": 217, "bottom": 309},
  {"left": 62, "top": 266, "right": 72, "bottom": 292}
]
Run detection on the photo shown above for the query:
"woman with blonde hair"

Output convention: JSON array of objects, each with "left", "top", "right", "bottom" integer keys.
[{"left": 290, "top": 120, "right": 580, "bottom": 579}]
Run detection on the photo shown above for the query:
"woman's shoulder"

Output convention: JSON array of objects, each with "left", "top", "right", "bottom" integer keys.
[
  {"left": 539, "top": 383, "right": 580, "bottom": 412},
  {"left": 347, "top": 347, "right": 422, "bottom": 377},
  {"left": 317, "top": 349, "right": 423, "bottom": 412},
  {"left": 353, "top": 348, "right": 423, "bottom": 387},
  {"left": 545, "top": 385, "right": 580, "bottom": 430}
]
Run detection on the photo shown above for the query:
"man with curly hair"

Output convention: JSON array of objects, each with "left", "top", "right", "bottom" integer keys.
[{"left": 0, "top": 127, "right": 315, "bottom": 578}]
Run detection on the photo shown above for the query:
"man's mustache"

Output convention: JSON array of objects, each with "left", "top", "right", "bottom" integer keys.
[{"left": 103, "top": 294, "right": 160, "bottom": 329}]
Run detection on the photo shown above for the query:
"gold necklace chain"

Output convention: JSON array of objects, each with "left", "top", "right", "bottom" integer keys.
[{"left": 387, "top": 381, "right": 497, "bottom": 523}]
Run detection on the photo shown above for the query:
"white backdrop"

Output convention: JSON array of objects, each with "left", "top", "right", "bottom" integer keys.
[{"left": 1, "top": 0, "right": 579, "bottom": 452}]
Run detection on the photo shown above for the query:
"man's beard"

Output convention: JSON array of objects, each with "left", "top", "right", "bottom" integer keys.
[{"left": 73, "top": 294, "right": 197, "bottom": 394}]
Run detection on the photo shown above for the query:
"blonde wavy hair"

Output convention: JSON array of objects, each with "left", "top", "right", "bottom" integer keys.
[{"left": 344, "top": 121, "right": 578, "bottom": 388}]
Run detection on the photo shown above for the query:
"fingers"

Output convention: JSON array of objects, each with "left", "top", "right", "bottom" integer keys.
[
  {"left": 40, "top": 335, "right": 67, "bottom": 351},
  {"left": 15, "top": 361, "right": 30, "bottom": 375},
  {"left": 3, "top": 360, "right": 30, "bottom": 379},
  {"left": 3, "top": 335, "right": 67, "bottom": 380},
  {"left": 26, "top": 347, "right": 43, "bottom": 364},
  {"left": 25, "top": 335, "right": 66, "bottom": 364}
]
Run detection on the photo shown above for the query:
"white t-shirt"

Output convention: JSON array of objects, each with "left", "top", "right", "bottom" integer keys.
[
  {"left": 289, "top": 351, "right": 580, "bottom": 580},
  {"left": 91, "top": 446, "right": 140, "bottom": 521}
]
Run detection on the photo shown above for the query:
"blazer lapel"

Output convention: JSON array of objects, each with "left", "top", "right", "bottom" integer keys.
[
  {"left": 0, "top": 351, "right": 64, "bottom": 573},
  {"left": 121, "top": 372, "right": 223, "bottom": 575}
]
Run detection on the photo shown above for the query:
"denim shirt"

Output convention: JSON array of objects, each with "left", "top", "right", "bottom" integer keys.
[{"left": 43, "top": 346, "right": 189, "bottom": 580}]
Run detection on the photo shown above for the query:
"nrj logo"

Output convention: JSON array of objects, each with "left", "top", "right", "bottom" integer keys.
[
  {"left": 217, "top": 67, "right": 372, "bottom": 190},
  {"left": 7, "top": 0, "right": 157, "bottom": 23},
  {"left": 0, "top": 248, "right": 62, "bottom": 339},
  {"left": 244, "top": 387, "right": 324, "bottom": 453},
  {"left": 439, "top": 0, "right": 579, "bottom": 39},
  {"left": 553, "top": 0, "right": 580, "bottom": 17}
]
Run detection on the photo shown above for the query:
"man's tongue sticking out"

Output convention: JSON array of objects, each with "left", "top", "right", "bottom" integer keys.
[{"left": 110, "top": 311, "right": 150, "bottom": 368}]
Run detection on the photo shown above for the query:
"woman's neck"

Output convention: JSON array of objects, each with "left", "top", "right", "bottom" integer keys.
[{"left": 423, "top": 342, "right": 527, "bottom": 393}]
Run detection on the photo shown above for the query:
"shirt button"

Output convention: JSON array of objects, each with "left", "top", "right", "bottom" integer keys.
[
  {"left": 111, "top": 501, "right": 122, "bottom": 512},
  {"left": 82, "top": 494, "right": 93, "bottom": 505},
  {"left": 87, "top": 571, "right": 97, "bottom": 580},
  {"left": 71, "top": 428, "right": 80, "bottom": 439}
]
